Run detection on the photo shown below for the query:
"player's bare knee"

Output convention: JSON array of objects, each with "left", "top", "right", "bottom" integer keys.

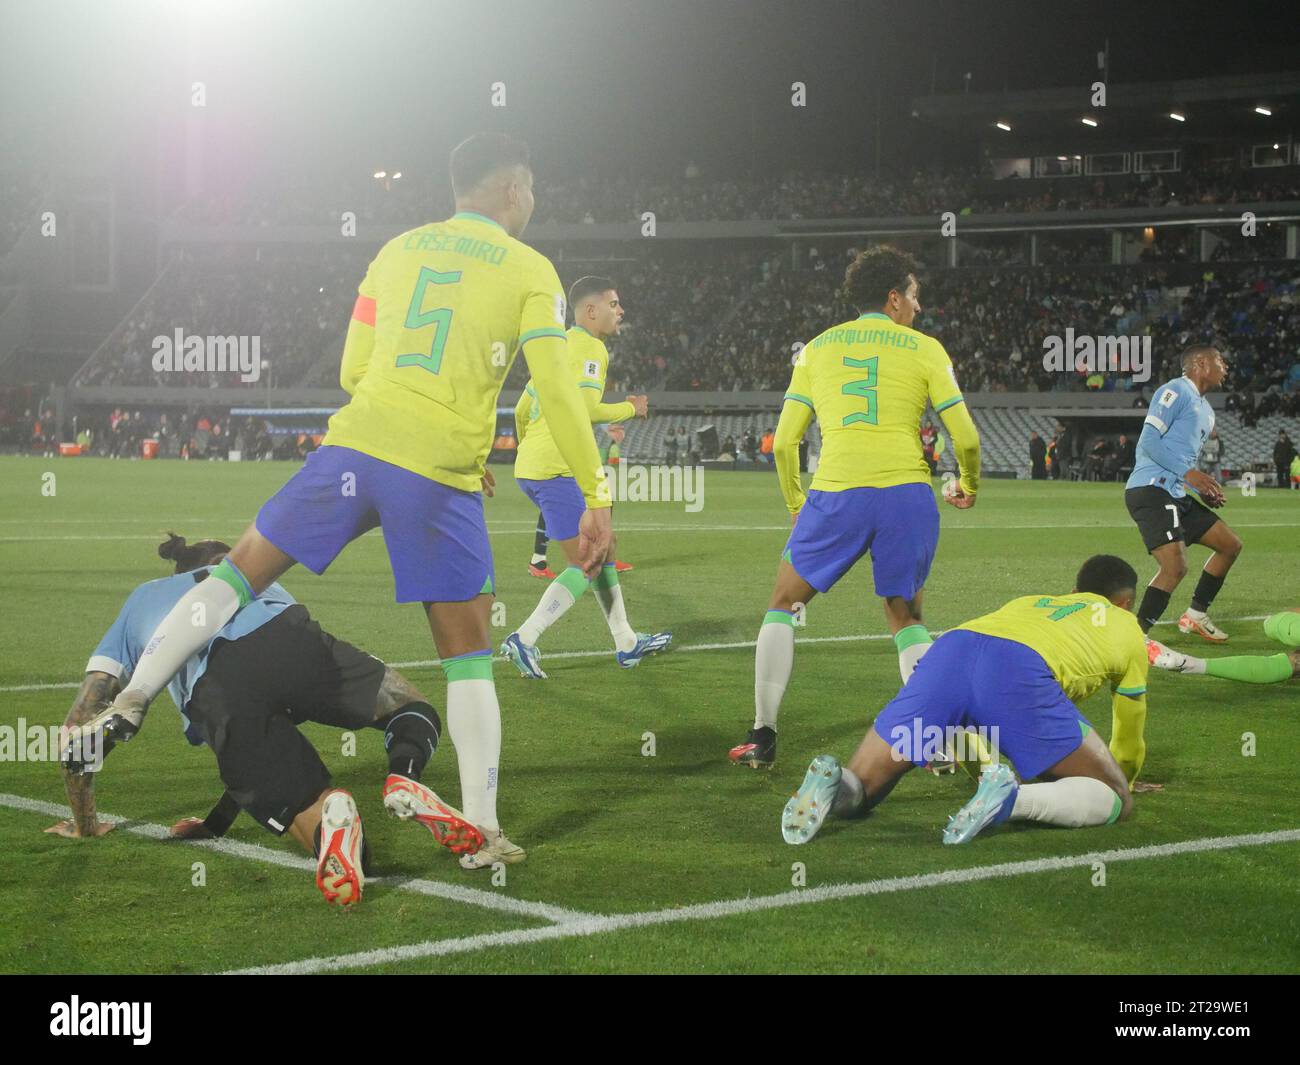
[{"left": 1162, "top": 558, "right": 1188, "bottom": 583}]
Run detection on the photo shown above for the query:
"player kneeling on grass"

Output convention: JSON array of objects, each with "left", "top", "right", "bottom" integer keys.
[
  {"left": 1149, "top": 608, "right": 1300, "bottom": 684},
  {"left": 782, "top": 555, "right": 1150, "bottom": 846},
  {"left": 49, "top": 534, "right": 483, "bottom": 906}
]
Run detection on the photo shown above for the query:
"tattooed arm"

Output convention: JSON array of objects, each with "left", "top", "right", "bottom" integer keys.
[{"left": 46, "top": 671, "right": 121, "bottom": 839}]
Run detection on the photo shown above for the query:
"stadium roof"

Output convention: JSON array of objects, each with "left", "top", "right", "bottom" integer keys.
[{"left": 911, "top": 72, "right": 1300, "bottom": 148}]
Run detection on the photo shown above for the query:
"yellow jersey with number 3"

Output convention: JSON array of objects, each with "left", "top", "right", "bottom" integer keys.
[
  {"left": 957, "top": 592, "right": 1149, "bottom": 704},
  {"left": 323, "top": 211, "right": 567, "bottom": 492},
  {"left": 785, "top": 312, "right": 964, "bottom": 491}
]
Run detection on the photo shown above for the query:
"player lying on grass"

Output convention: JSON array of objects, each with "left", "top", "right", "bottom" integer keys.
[
  {"left": 91, "top": 133, "right": 615, "bottom": 870},
  {"left": 51, "top": 534, "right": 480, "bottom": 906},
  {"left": 1149, "top": 609, "right": 1300, "bottom": 683},
  {"left": 503, "top": 276, "right": 671, "bottom": 679},
  {"left": 1125, "top": 346, "right": 1242, "bottom": 643},
  {"left": 781, "top": 554, "right": 1148, "bottom": 846},
  {"left": 730, "top": 245, "right": 981, "bottom": 770}
]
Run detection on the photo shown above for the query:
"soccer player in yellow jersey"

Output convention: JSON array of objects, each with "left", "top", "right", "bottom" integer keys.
[
  {"left": 730, "top": 246, "right": 982, "bottom": 769},
  {"left": 502, "top": 277, "right": 671, "bottom": 677},
  {"left": 782, "top": 555, "right": 1147, "bottom": 846},
  {"left": 90, "top": 134, "right": 613, "bottom": 873}
]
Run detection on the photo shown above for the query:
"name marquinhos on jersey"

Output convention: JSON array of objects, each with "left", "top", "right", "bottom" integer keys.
[{"left": 809, "top": 326, "right": 919, "bottom": 351}]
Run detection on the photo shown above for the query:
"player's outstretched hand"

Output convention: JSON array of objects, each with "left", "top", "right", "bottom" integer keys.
[
  {"left": 626, "top": 394, "right": 649, "bottom": 418},
  {"left": 577, "top": 506, "right": 614, "bottom": 578},
  {"left": 169, "top": 817, "right": 216, "bottom": 840},
  {"left": 1185, "top": 469, "right": 1225, "bottom": 508},
  {"left": 1132, "top": 780, "right": 1164, "bottom": 794},
  {"left": 44, "top": 818, "right": 114, "bottom": 839},
  {"left": 480, "top": 468, "right": 496, "bottom": 498}
]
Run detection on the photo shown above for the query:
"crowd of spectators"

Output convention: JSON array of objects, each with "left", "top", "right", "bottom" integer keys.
[
  {"left": 167, "top": 157, "right": 1300, "bottom": 229},
  {"left": 74, "top": 245, "right": 370, "bottom": 389}
]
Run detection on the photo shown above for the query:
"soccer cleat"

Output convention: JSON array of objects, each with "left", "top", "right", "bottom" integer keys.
[
  {"left": 528, "top": 562, "right": 556, "bottom": 580},
  {"left": 316, "top": 790, "right": 365, "bottom": 905},
  {"left": 458, "top": 829, "right": 526, "bottom": 870},
  {"left": 781, "top": 754, "right": 843, "bottom": 843},
  {"left": 1147, "top": 637, "right": 1194, "bottom": 673},
  {"left": 1178, "top": 612, "right": 1229, "bottom": 643},
  {"left": 501, "top": 632, "right": 547, "bottom": 679},
  {"left": 943, "top": 763, "right": 1018, "bottom": 845},
  {"left": 613, "top": 559, "right": 634, "bottom": 573},
  {"left": 729, "top": 726, "right": 776, "bottom": 769},
  {"left": 616, "top": 630, "right": 673, "bottom": 668},
  {"left": 383, "top": 774, "right": 485, "bottom": 856}
]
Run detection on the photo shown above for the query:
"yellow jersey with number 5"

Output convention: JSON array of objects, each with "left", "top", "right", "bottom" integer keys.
[
  {"left": 785, "top": 311, "right": 964, "bottom": 491},
  {"left": 323, "top": 211, "right": 567, "bottom": 492}
]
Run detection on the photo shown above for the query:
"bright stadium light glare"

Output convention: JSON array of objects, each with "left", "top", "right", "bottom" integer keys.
[
  {"left": 1255, "top": 106, "right": 1272, "bottom": 116},
  {"left": 995, "top": 121, "right": 1011, "bottom": 131},
  {"left": 373, "top": 170, "right": 387, "bottom": 179},
  {"left": 392, "top": 171, "right": 402, "bottom": 180},
  {"left": 1081, "top": 116, "right": 1098, "bottom": 127},
  {"left": 1169, "top": 111, "right": 1186, "bottom": 122}
]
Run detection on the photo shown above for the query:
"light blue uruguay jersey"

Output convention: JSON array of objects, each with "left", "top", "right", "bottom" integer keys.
[
  {"left": 1125, "top": 376, "right": 1215, "bottom": 499},
  {"left": 86, "top": 569, "right": 295, "bottom": 744}
]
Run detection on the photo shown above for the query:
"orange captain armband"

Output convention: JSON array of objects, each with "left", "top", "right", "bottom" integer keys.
[{"left": 352, "top": 295, "right": 377, "bottom": 327}]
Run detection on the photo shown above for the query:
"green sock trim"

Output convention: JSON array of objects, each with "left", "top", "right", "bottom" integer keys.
[
  {"left": 893, "top": 624, "right": 931, "bottom": 653},
  {"left": 594, "top": 563, "right": 619, "bottom": 592},
  {"left": 442, "top": 653, "right": 494, "bottom": 682},
  {"left": 763, "top": 609, "right": 796, "bottom": 627},
  {"left": 555, "top": 565, "right": 590, "bottom": 599},
  {"left": 1105, "top": 791, "right": 1123, "bottom": 825},
  {"left": 1264, "top": 611, "right": 1300, "bottom": 648},
  {"left": 1206, "top": 653, "right": 1295, "bottom": 685},
  {"left": 211, "top": 558, "right": 252, "bottom": 608}
]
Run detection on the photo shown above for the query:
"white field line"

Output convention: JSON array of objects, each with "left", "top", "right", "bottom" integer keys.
[
  {"left": 0, "top": 614, "right": 1278, "bottom": 693},
  {"left": 2, "top": 520, "right": 1299, "bottom": 542},
  {"left": 223, "top": 826, "right": 1300, "bottom": 975},
  {"left": 0, "top": 792, "right": 594, "bottom": 925}
]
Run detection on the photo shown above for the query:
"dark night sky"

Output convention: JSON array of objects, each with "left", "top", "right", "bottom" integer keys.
[{"left": 3, "top": 0, "right": 1299, "bottom": 193}]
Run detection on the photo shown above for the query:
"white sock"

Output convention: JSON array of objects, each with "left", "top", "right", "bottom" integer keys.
[
  {"left": 832, "top": 768, "right": 865, "bottom": 816},
  {"left": 121, "top": 573, "right": 242, "bottom": 701},
  {"left": 1186, "top": 607, "right": 1208, "bottom": 621},
  {"left": 517, "top": 567, "right": 587, "bottom": 646},
  {"left": 754, "top": 615, "right": 795, "bottom": 730},
  {"left": 592, "top": 565, "right": 637, "bottom": 653},
  {"left": 529, "top": 553, "right": 546, "bottom": 567},
  {"left": 898, "top": 639, "right": 933, "bottom": 683},
  {"left": 1010, "top": 776, "right": 1121, "bottom": 828},
  {"left": 447, "top": 679, "right": 502, "bottom": 833}
]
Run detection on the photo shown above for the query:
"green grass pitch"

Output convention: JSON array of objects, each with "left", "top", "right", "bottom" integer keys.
[{"left": 1, "top": 455, "right": 1298, "bottom": 974}]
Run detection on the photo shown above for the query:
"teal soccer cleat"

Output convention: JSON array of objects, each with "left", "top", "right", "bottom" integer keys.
[
  {"left": 943, "top": 763, "right": 1018, "bottom": 844},
  {"left": 781, "top": 754, "right": 842, "bottom": 844}
]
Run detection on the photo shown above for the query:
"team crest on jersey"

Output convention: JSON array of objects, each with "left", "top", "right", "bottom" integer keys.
[
  {"left": 583, "top": 359, "right": 600, "bottom": 379},
  {"left": 1158, "top": 388, "right": 1178, "bottom": 407}
]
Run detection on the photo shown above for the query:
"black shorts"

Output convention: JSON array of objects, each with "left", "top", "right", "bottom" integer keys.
[
  {"left": 1124, "top": 485, "right": 1221, "bottom": 554},
  {"left": 185, "top": 604, "right": 385, "bottom": 834}
]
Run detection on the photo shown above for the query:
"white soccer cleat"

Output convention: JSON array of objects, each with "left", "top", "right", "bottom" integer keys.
[
  {"left": 383, "top": 774, "right": 484, "bottom": 856},
  {"left": 458, "top": 829, "right": 526, "bottom": 870},
  {"left": 1178, "top": 612, "right": 1229, "bottom": 643},
  {"left": 316, "top": 790, "right": 365, "bottom": 906},
  {"left": 1147, "top": 637, "right": 1193, "bottom": 673}
]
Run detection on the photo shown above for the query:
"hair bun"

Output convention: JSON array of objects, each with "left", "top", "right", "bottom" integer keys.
[{"left": 158, "top": 532, "right": 186, "bottom": 561}]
